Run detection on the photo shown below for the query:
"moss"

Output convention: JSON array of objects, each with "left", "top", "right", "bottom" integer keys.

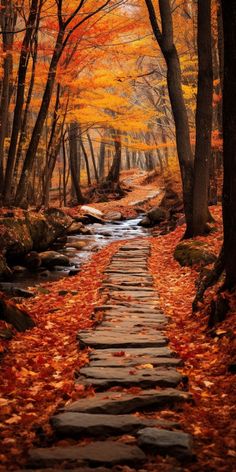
[{"left": 174, "top": 241, "right": 217, "bottom": 267}]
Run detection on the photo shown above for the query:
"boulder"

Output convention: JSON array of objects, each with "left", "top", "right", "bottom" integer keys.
[
  {"left": 81, "top": 206, "right": 105, "bottom": 223},
  {"left": 81, "top": 206, "right": 103, "bottom": 218},
  {"left": 25, "top": 208, "right": 72, "bottom": 252},
  {"left": 66, "top": 241, "right": 88, "bottom": 250},
  {"left": 39, "top": 251, "right": 70, "bottom": 268},
  {"left": 148, "top": 206, "right": 169, "bottom": 223},
  {"left": 24, "top": 251, "right": 41, "bottom": 270},
  {"left": 105, "top": 211, "right": 123, "bottom": 221},
  {"left": 174, "top": 241, "right": 217, "bottom": 267},
  {"left": 139, "top": 216, "right": 151, "bottom": 227},
  {"left": 0, "top": 215, "right": 33, "bottom": 257}
]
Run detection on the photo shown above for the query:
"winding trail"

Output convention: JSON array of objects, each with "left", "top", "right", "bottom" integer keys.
[{"left": 28, "top": 239, "right": 194, "bottom": 470}]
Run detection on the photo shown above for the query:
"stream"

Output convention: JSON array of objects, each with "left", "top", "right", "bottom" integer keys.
[{"left": 0, "top": 217, "right": 150, "bottom": 294}]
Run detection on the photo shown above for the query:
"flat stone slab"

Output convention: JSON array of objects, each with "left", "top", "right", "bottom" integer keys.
[
  {"left": 105, "top": 279, "right": 153, "bottom": 287},
  {"left": 29, "top": 441, "right": 146, "bottom": 468},
  {"left": 109, "top": 291, "right": 157, "bottom": 299},
  {"left": 77, "top": 332, "right": 167, "bottom": 349},
  {"left": 89, "top": 356, "right": 181, "bottom": 368},
  {"left": 78, "top": 366, "right": 182, "bottom": 389},
  {"left": 103, "top": 313, "right": 167, "bottom": 322},
  {"left": 138, "top": 428, "right": 193, "bottom": 459},
  {"left": 51, "top": 412, "right": 175, "bottom": 438},
  {"left": 90, "top": 346, "right": 173, "bottom": 359},
  {"left": 64, "top": 389, "right": 192, "bottom": 415},
  {"left": 101, "top": 321, "right": 167, "bottom": 330}
]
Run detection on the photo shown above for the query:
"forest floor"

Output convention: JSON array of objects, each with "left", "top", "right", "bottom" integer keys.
[{"left": 0, "top": 171, "right": 235, "bottom": 471}]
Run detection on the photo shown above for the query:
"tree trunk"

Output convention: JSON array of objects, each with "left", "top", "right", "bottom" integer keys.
[
  {"left": 145, "top": 0, "right": 194, "bottom": 237},
  {"left": 0, "top": 0, "right": 16, "bottom": 191},
  {"left": 3, "top": 0, "right": 39, "bottom": 205},
  {"left": 221, "top": 0, "right": 236, "bottom": 289},
  {"left": 69, "top": 123, "right": 84, "bottom": 204},
  {"left": 15, "top": 29, "right": 65, "bottom": 206},
  {"left": 13, "top": 6, "right": 41, "bottom": 188},
  {"left": 80, "top": 135, "right": 91, "bottom": 186},
  {"left": 106, "top": 131, "right": 122, "bottom": 183},
  {"left": 98, "top": 139, "right": 106, "bottom": 179},
  {"left": 87, "top": 132, "right": 99, "bottom": 182},
  {"left": 192, "top": 0, "right": 213, "bottom": 235}
]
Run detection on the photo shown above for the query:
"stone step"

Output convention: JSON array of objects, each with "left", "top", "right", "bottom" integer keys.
[
  {"left": 51, "top": 412, "right": 177, "bottom": 438},
  {"left": 104, "top": 279, "right": 153, "bottom": 287},
  {"left": 109, "top": 290, "right": 157, "bottom": 298},
  {"left": 102, "top": 320, "right": 167, "bottom": 330},
  {"left": 88, "top": 356, "right": 181, "bottom": 369},
  {"left": 138, "top": 428, "right": 193, "bottom": 460},
  {"left": 77, "top": 331, "right": 168, "bottom": 350},
  {"left": 90, "top": 346, "right": 173, "bottom": 359},
  {"left": 103, "top": 285, "right": 155, "bottom": 292},
  {"left": 95, "top": 304, "right": 163, "bottom": 315},
  {"left": 28, "top": 441, "right": 146, "bottom": 469},
  {"left": 77, "top": 366, "right": 182, "bottom": 390},
  {"left": 63, "top": 388, "right": 192, "bottom": 415}
]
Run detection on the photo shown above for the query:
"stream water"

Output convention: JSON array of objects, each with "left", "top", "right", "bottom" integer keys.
[{"left": 0, "top": 217, "right": 150, "bottom": 293}]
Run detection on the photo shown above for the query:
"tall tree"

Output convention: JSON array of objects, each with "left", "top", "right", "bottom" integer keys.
[
  {"left": 221, "top": 0, "right": 236, "bottom": 288},
  {"left": 2, "top": 0, "right": 40, "bottom": 205},
  {"left": 144, "top": 0, "right": 194, "bottom": 237},
  {"left": 192, "top": 0, "right": 213, "bottom": 234},
  {"left": 0, "top": 0, "right": 16, "bottom": 191}
]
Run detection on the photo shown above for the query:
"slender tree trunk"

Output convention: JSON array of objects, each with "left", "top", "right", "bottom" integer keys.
[
  {"left": 14, "top": 29, "right": 65, "bottom": 206},
  {"left": 62, "top": 133, "right": 67, "bottom": 206},
  {"left": 13, "top": 6, "right": 41, "bottom": 188},
  {"left": 126, "top": 150, "right": 131, "bottom": 170},
  {"left": 79, "top": 135, "right": 91, "bottom": 186},
  {"left": 0, "top": 0, "right": 16, "bottom": 191},
  {"left": 98, "top": 139, "right": 106, "bottom": 179},
  {"left": 69, "top": 123, "right": 84, "bottom": 204},
  {"left": 106, "top": 131, "right": 122, "bottom": 183},
  {"left": 3, "top": 0, "right": 39, "bottom": 204},
  {"left": 145, "top": 0, "right": 194, "bottom": 237},
  {"left": 87, "top": 132, "right": 99, "bottom": 182},
  {"left": 192, "top": 0, "right": 213, "bottom": 235},
  {"left": 221, "top": 0, "right": 236, "bottom": 289},
  {"left": 42, "top": 84, "right": 61, "bottom": 206}
]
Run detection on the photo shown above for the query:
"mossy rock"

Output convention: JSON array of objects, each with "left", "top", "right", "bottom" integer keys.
[
  {"left": 174, "top": 240, "right": 217, "bottom": 267},
  {"left": 0, "top": 217, "right": 33, "bottom": 256}
]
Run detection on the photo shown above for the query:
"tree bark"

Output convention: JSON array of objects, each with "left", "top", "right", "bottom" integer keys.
[
  {"left": 0, "top": 0, "right": 16, "bottom": 191},
  {"left": 221, "top": 0, "right": 236, "bottom": 289},
  {"left": 106, "top": 131, "right": 122, "bottom": 183},
  {"left": 3, "top": 0, "right": 39, "bottom": 205},
  {"left": 98, "top": 139, "right": 106, "bottom": 179},
  {"left": 192, "top": 0, "right": 213, "bottom": 235},
  {"left": 87, "top": 132, "right": 99, "bottom": 182},
  {"left": 145, "top": 0, "right": 194, "bottom": 237},
  {"left": 69, "top": 123, "right": 84, "bottom": 204}
]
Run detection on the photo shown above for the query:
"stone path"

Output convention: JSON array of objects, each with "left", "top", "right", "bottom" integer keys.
[{"left": 28, "top": 241, "right": 194, "bottom": 470}]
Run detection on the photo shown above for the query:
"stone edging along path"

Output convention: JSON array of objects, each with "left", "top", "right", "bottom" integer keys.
[{"left": 28, "top": 240, "right": 194, "bottom": 471}]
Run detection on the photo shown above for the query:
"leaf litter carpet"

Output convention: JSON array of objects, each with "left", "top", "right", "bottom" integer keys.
[{"left": 0, "top": 209, "right": 235, "bottom": 471}]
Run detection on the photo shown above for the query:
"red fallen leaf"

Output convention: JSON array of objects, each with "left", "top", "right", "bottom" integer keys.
[
  {"left": 113, "top": 351, "right": 125, "bottom": 357},
  {"left": 128, "top": 369, "right": 137, "bottom": 375},
  {"left": 126, "top": 387, "right": 142, "bottom": 394}
]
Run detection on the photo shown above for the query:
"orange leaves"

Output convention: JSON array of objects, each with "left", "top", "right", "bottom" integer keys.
[
  {"left": 148, "top": 207, "right": 236, "bottom": 471},
  {"left": 0, "top": 241, "right": 121, "bottom": 470}
]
